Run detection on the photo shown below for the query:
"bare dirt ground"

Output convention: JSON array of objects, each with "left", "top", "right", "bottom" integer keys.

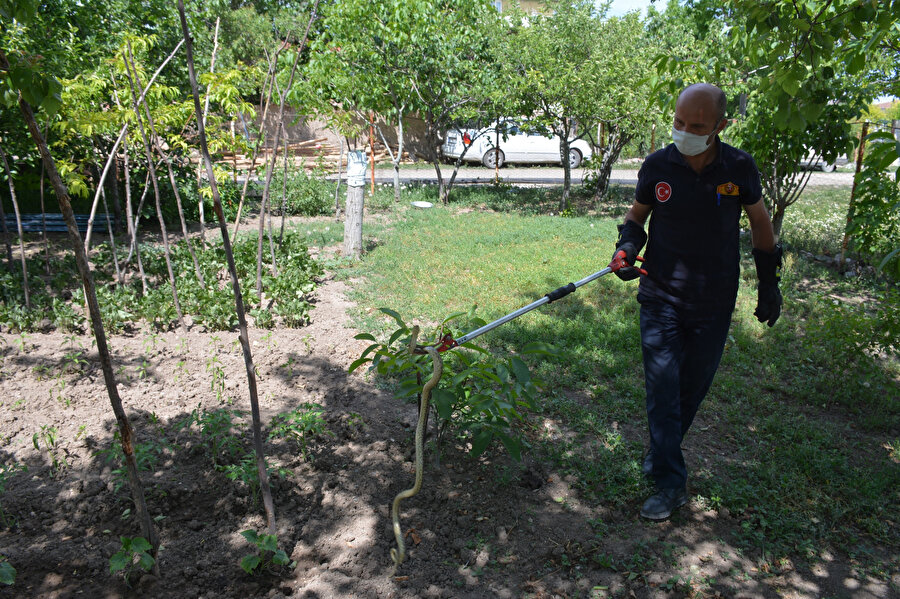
[{"left": 0, "top": 265, "right": 896, "bottom": 598}]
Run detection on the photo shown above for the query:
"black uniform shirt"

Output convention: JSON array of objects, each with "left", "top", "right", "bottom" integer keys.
[{"left": 635, "top": 139, "right": 762, "bottom": 312}]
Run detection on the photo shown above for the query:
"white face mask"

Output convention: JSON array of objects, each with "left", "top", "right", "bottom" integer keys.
[{"left": 671, "top": 123, "right": 719, "bottom": 156}]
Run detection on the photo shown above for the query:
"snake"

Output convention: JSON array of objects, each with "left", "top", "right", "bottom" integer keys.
[{"left": 390, "top": 326, "right": 444, "bottom": 571}]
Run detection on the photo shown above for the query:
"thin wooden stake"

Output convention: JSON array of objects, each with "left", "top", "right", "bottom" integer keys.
[
  {"left": 0, "top": 142, "right": 30, "bottom": 307},
  {"left": 178, "top": 0, "right": 276, "bottom": 534}
]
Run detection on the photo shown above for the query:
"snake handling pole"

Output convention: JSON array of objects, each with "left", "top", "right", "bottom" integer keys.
[{"left": 447, "top": 265, "right": 615, "bottom": 349}]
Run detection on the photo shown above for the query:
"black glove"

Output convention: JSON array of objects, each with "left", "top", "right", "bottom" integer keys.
[
  {"left": 612, "top": 220, "right": 647, "bottom": 281},
  {"left": 752, "top": 244, "right": 783, "bottom": 327}
]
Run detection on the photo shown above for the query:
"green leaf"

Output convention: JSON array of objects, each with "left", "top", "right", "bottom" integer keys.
[
  {"left": 240, "top": 529, "right": 259, "bottom": 544},
  {"left": 496, "top": 431, "right": 523, "bottom": 461},
  {"left": 379, "top": 307, "right": 406, "bottom": 329},
  {"left": 130, "top": 537, "right": 152, "bottom": 553},
  {"left": 354, "top": 333, "right": 377, "bottom": 341},
  {"left": 240, "top": 555, "right": 261, "bottom": 574},
  {"left": 137, "top": 553, "right": 155, "bottom": 572},
  {"left": 0, "top": 561, "right": 14, "bottom": 585},
  {"left": 259, "top": 534, "right": 279, "bottom": 553},
  {"left": 878, "top": 247, "right": 900, "bottom": 272},
  {"left": 348, "top": 356, "right": 371, "bottom": 373},
  {"left": 781, "top": 76, "right": 801, "bottom": 97},
  {"left": 432, "top": 388, "right": 455, "bottom": 420},
  {"left": 509, "top": 357, "right": 531, "bottom": 384},
  {"left": 470, "top": 427, "right": 493, "bottom": 457},
  {"left": 272, "top": 549, "right": 289, "bottom": 565},
  {"left": 109, "top": 551, "right": 129, "bottom": 574}
]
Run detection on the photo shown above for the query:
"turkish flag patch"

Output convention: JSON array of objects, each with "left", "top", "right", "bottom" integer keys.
[{"left": 655, "top": 182, "right": 672, "bottom": 203}]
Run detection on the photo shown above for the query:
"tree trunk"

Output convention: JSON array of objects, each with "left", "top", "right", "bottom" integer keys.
[
  {"left": 179, "top": 0, "right": 278, "bottom": 534},
  {"left": 0, "top": 143, "right": 30, "bottom": 307},
  {"left": 344, "top": 184, "right": 364, "bottom": 259},
  {"left": 2, "top": 47, "right": 160, "bottom": 571},
  {"left": 559, "top": 135, "right": 571, "bottom": 213},
  {"left": 771, "top": 204, "right": 786, "bottom": 239}
]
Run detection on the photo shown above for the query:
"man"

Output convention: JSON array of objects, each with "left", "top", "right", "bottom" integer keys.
[{"left": 612, "top": 83, "right": 782, "bottom": 520}]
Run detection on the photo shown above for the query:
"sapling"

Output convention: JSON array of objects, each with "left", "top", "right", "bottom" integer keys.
[
  {"left": 239, "top": 529, "right": 294, "bottom": 575},
  {"left": 109, "top": 536, "right": 155, "bottom": 586}
]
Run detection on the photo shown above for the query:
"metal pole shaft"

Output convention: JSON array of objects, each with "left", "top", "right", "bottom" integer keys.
[{"left": 455, "top": 266, "right": 613, "bottom": 346}]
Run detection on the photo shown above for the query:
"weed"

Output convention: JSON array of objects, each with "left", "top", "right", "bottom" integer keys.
[
  {"left": 32, "top": 425, "right": 69, "bottom": 476},
  {"left": 95, "top": 432, "right": 167, "bottom": 493},
  {"left": 109, "top": 536, "right": 154, "bottom": 586},
  {"left": 173, "top": 360, "right": 188, "bottom": 383},
  {"left": 181, "top": 406, "right": 244, "bottom": 467},
  {"left": 238, "top": 529, "right": 294, "bottom": 575},
  {"left": 221, "top": 453, "right": 290, "bottom": 507},
  {"left": 206, "top": 355, "right": 226, "bottom": 402},
  {"left": 268, "top": 403, "right": 332, "bottom": 460},
  {"left": 31, "top": 363, "right": 53, "bottom": 380}
]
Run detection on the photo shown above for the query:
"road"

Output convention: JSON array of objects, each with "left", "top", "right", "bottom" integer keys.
[{"left": 347, "top": 164, "right": 855, "bottom": 187}]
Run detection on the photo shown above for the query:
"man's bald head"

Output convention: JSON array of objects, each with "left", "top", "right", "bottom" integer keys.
[{"left": 678, "top": 83, "right": 727, "bottom": 123}]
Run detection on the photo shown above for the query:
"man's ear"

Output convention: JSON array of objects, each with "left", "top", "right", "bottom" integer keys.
[{"left": 718, "top": 118, "right": 730, "bottom": 134}]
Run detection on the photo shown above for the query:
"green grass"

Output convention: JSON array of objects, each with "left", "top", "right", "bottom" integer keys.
[{"left": 343, "top": 182, "right": 900, "bottom": 581}]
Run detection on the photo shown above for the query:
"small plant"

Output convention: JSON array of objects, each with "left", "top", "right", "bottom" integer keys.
[
  {"left": 206, "top": 354, "right": 226, "bottom": 402},
  {"left": 0, "top": 556, "right": 14, "bottom": 586},
  {"left": 32, "top": 425, "right": 69, "bottom": 476},
  {"left": 181, "top": 406, "right": 244, "bottom": 467},
  {"left": 268, "top": 403, "right": 332, "bottom": 460},
  {"left": 239, "top": 529, "right": 294, "bottom": 575},
  {"left": 351, "top": 308, "right": 556, "bottom": 461},
  {"left": 95, "top": 433, "right": 167, "bottom": 492},
  {"left": 222, "top": 453, "right": 290, "bottom": 507},
  {"left": 250, "top": 308, "right": 274, "bottom": 329},
  {"left": 109, "top": 536, "right": 155, "bottom": 586}
]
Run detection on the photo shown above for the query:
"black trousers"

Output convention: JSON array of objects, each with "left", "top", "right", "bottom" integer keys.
[{"left": 640, "top": 299, "right": 733, "bottom": 490}]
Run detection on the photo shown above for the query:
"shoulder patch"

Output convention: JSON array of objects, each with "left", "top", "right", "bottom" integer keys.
[
  {"left": 716, "top": 182, "right": 740, "bottom": 196},
  {"left": 655, "top": 182, "right": 672, "bottom": 203}
]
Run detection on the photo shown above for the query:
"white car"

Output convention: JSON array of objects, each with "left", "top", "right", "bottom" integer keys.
[
  {"left": 443, "top": 121, "right": 593, "bottom": 169},
  {"left": 799, "top": 150, "right": 849, "bottom": 173}
]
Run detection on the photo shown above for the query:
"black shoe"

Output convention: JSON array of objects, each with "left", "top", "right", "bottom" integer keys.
[
  {"left": 641, "top": 450, "right": 654, "bottom": 479},
  {"left": 640, "top": 487, "right": 688, "bottom": 520}
]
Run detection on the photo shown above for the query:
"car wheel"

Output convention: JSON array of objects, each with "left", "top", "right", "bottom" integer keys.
[
  {"left": 567, "top": 148, "right": 583, "bottom": 169},
  {"left": 819, "top": 162, "right": 836, "bottom": 173},
  {"left": 482, "top": 149, "right": 505, "bottom": 169}
]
